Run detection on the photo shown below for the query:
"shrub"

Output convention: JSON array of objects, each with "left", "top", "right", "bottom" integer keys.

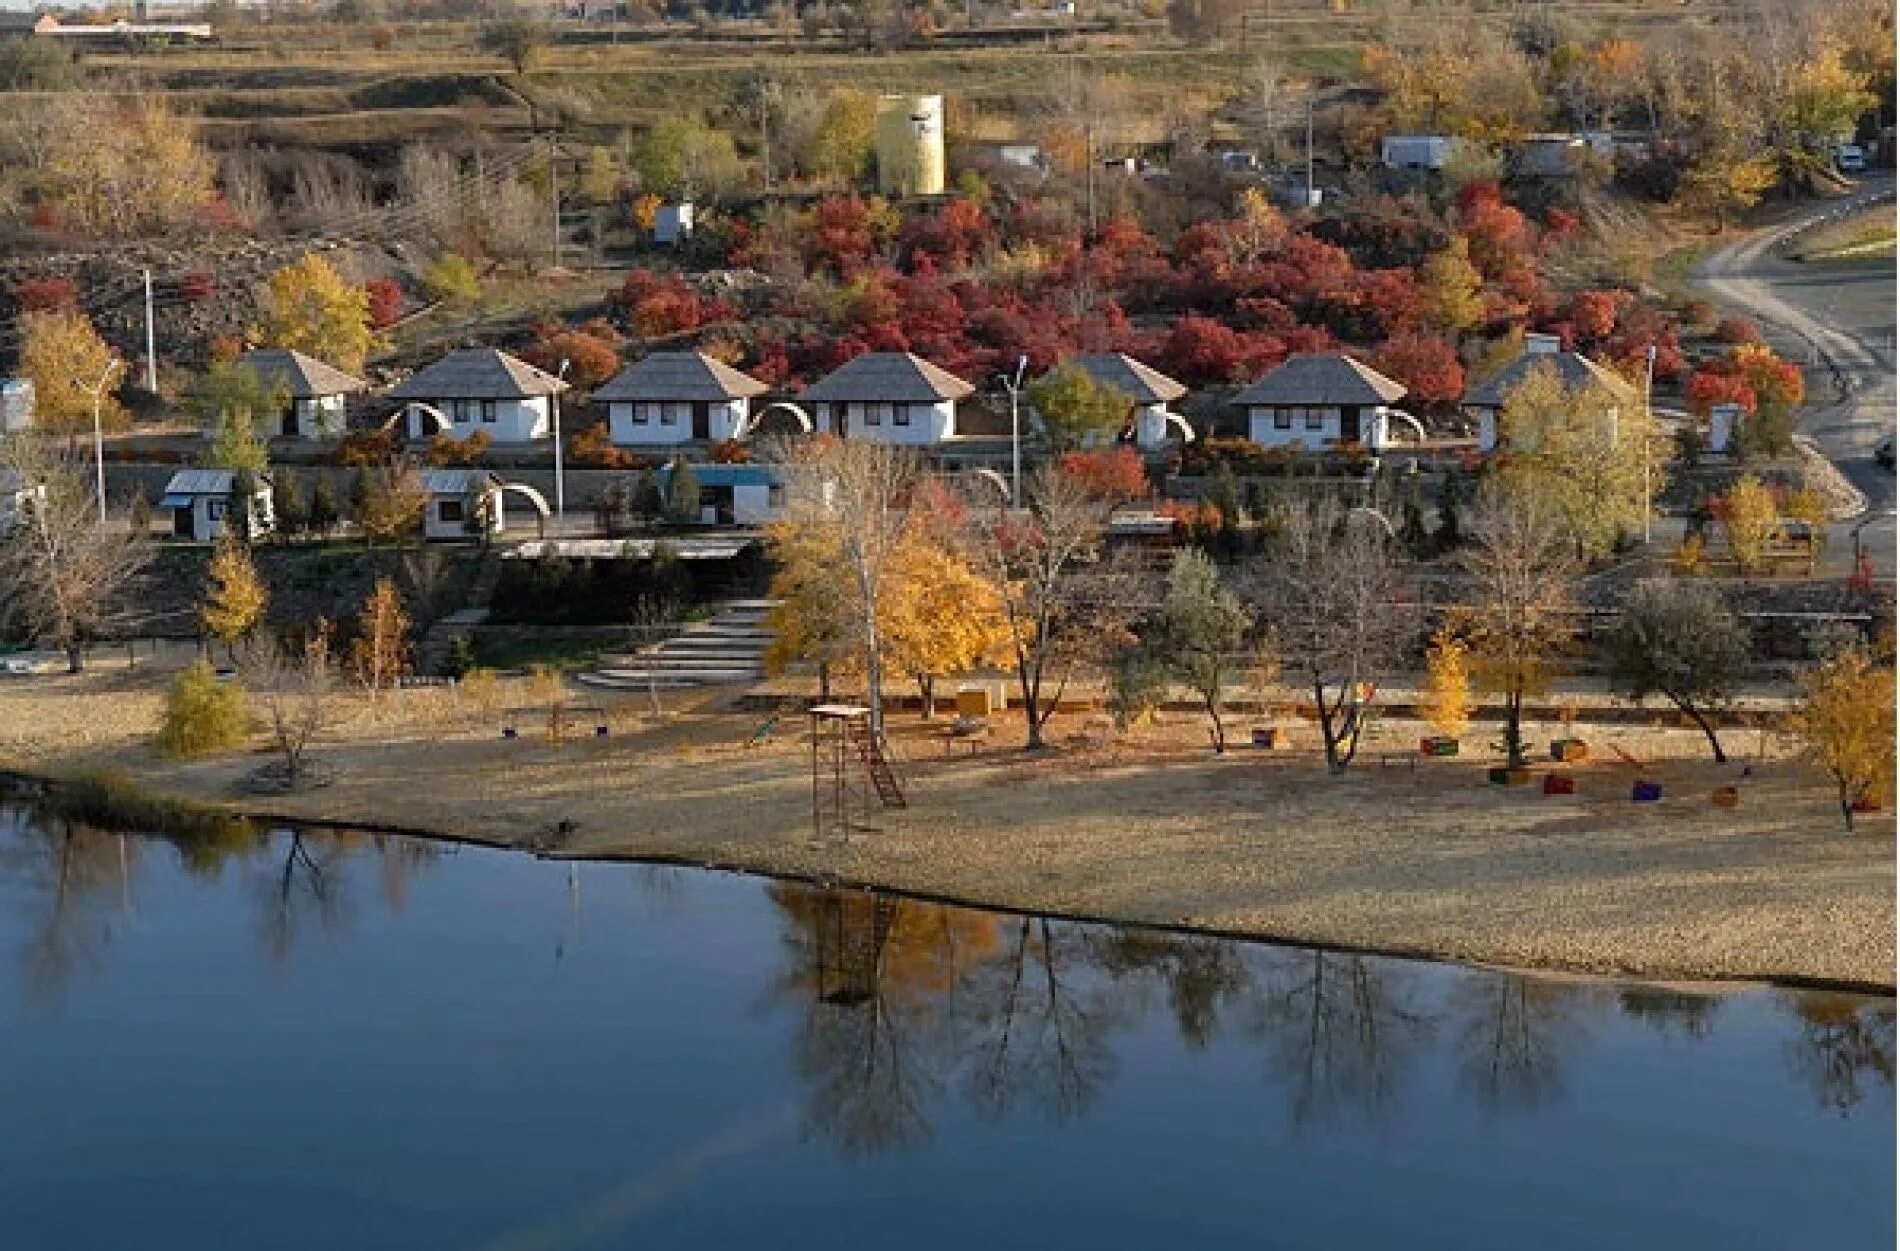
[
  {"left": 423, "top": 251, "right": 481, "bottom": 306},
  {"left": 363, "top": 277, "right": 404, "bottom": 329},
  {"left": 13, "top": 276, "right": 76, "bottom": 313},
  {"left": 567, "top": 423, "right": 641, "bottom": 469},
  {"left": 1714, "top": 316, "right": 1761, "bottom": 345},
  {"left": 336, "top": 428, "right": 399, "bottom": 467},
  {"left": 426, "top": 430, "right": 491, "bottom": 466},
  {"left": 156, "top": 661, "right": 248, "bottom": 758},
  {"left": 179, "top": 272, "right": 216, "bottom": 304}
]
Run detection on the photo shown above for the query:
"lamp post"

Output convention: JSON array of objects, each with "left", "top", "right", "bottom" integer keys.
[
  {"left": 995, "top": 354, "right": 1028, "bottom": 505},
  {"left": 83, "top": 358, "right": 121, "bottom": 525},
  {"left": 552, "top": 357, "right": 571, "bottom": 527},
  {"left": 1642, "top": 343, "right": 1657, "bottom": 545}
]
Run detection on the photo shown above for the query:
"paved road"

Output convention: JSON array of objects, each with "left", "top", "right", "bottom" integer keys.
[{"left": 1693, "top": 177, "right": 1896, "bottom": 571}]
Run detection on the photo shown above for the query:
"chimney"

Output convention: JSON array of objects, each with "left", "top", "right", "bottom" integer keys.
[{"left": 1524, "top": 333, "right": 1561, "bottom": 356}]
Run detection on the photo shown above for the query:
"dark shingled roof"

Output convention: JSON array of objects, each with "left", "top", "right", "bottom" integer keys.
[
  {"left": 235, "top": 348, "right": 368, "bottom": 399},
  {"left": 1061, "top": 353, "right": 1188, "bottom": 404},
  {"left": 591, "top": 351, "right": 768, "bottom": 403},
  {"left": 799, "top": 352, "right": 974, "bottom": 404},
  {"left": 1230, "top": 354, "right": 1408, "bottom": 407},
  {"left": 387, "top": 348, "right": 569, "bottom": 400},
  {"left": 1463, "top": 349, "right": 1636, "bottom": 409}
]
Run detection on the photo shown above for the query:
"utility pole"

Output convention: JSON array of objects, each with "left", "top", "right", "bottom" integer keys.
[
  {"left": 1305, "top": 96, "right": 1315, "bottom": 207},
  {"left": 1642, "top": 344, "right": 1657, "bottom": 545},
  {"left": 142, "top": 269, "right": 157, "bottom": 394},
  {"left": 553, "top": 357, "right": 571, "bottom": 525},
  {"left": 548, "top": 133, "right": 561, "bottom": 272},
  {"left": 997, "top": 355, "right": 1028, "bottom": 506}
]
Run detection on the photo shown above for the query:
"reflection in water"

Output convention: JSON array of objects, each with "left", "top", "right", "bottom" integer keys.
[
  {"left": 1, "top": 805, "right": 1893, "bottom": 1163},
  {"left": 1450, "top": 975, "right": 1598, "bottom": 1116},
  {"left": 1781, "top": 993, "right": 1898, "bottom": 1115}
]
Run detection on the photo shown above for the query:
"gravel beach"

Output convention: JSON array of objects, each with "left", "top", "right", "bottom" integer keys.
[{"left": 4, "top": 649, "right": 1891, "bottom": 991}]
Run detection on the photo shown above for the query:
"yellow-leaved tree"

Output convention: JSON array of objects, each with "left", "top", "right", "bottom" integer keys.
[
  {"left": 350, "top": 577, "right": 413, "bottom": 699},
  {"left": 44, "top": 96, "right": 214, "bottom": 237},
  {"left": 201, "top": 537, "right": 268, "bottom": 658},
  {"left": 256, "top": 254, "right": 374, "bottom": 374},
  {"left": 880, "top": 535, "right": 1012, "bottom": 720},
  {"left": 1796, "top": 644, "right": 1895, "bottom": 833},
  {"left": 1720, "top": 474, "right": 1781, "bottom": 573},
  {"left": 17, "top": 310, "right": 125, "bottom": 435},
  {"left": 1419, "top": 236, "right": 1485, "bottom": 337},
  {"left": 1421, "top": 626, "right": 1471, "bottom": 738}
]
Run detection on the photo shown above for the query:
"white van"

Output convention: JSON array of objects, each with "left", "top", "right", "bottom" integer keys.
[{"left": 1836, "top": 143, "right": 1867, "bottom": 173}]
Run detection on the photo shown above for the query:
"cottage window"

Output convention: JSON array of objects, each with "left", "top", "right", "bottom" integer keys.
[
  {"left": 1304, "top": 408, "right": 1325, "bottom": 431},
  {"left": 481, "top": 400, "right": 497, "bottom": 424},
  {"left": 206, "top": 498, "right": 225, "bottom": 520},
  {"left": 451, "top": 401, "right": 470, "bottom": 424},
  {"left": 668, "top": 402, "right": 691, "bottom": 427},
  {"left": 439, "top": 500, "right": 465, "bottom": 523},
  {"left": 660, "top": 404, "right": 678, "bottom": 426},
  {"left": 865, "top": 403, "right": 885, "bottom": 427},
  {"left": 630, "top": 403, "right": 650, "bottom": 425},
  {"left": 893, "top": 405, "right": 912, "bottom": 427},
  {"left": 768, "top": 484, "right": 786, "bottom": 508},
  {"left": 1272, "top": 408, "right": 1292, "bottom": 430}
]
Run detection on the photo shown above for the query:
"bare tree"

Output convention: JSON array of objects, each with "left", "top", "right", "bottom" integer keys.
[
  {"left": 219, "top": 147, "right": 276, "bottom": 233},
  {"left": 1605, "top": 579, "right": 1749, "bottom": 762},
  {"left": 0, "top": 439, "right": 151, "bottom": 673},
  {"left": 1249, "top": 500, "right": 1410, "bottom": 774},
  {"left": 1457, "top": 483, "right": 1578, "bottom": 768},
  {"left": 961, "top": 464, "right": 1117, "bottom": 750},
  {"left": 241, "top": 624, "right": 339, "bottom": 789},
  {"left": 770, "top": 438, "right": 918, "bottom": 741}
]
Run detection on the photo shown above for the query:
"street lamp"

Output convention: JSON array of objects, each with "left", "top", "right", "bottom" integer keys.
[
  {"left": 1642, "top": 343, "right": 1657, "bottom": 545},
  {"left": 552, "top": 357, "right": 571, "bottom": 526},
  {"left": 994, "top": 354, "right": 1029, "bottom": 506},
  {"left": 83, "top": 357, "right": 122, "bottom": 525}
]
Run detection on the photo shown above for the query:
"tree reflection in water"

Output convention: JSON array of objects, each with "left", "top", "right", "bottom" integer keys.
[
  {"left": 1780, "top": 992, "right": 1897, "bottom": 1114},
  {"left": 1617, "top": 986, "right": 1725, "bottom": 1039},
  {"left": 2, "top": 815, "right": 137, "bottom": 1007},
  {"left": 1450, "top": 974, "right": 1601, "bottom": 1116},
  {"left": 1247, "top": 950, "right": 1432, "bottom": 1134}
]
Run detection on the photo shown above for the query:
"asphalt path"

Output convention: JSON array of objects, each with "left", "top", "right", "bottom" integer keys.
[{"left": 1693, "top": 177, "right": 1896, "bottom": 570}]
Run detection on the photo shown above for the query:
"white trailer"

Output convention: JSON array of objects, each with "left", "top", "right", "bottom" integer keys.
[{"left": 1380, "top": 135, "right": 1456, "bottom": 171}]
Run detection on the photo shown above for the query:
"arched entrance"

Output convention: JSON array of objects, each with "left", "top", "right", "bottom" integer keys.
[
  {"left": 382, "top": 402, "right": 452, "bottom": 441},
  {"left": 734, "top": 401, "right": 815, "bottom": 441},
  {"left": 494, "top": 481, "right": 552, "bottom": 538}
]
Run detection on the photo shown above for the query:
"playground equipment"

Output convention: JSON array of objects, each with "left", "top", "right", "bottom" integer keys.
[
  {"left": 809, "top": 705, "right": 905, "bottom": 839},
  {"left": 502, "top": 703, "right": 610, "bottom": 745}
]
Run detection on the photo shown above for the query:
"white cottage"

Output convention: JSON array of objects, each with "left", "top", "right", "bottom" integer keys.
[
  {"left": 389, "top": 348, "right": 569, "bottom": 444},
  {"left": 1463, "top": 334, "right": 1636, "bottom": 453},
  {"left": 1052, "top": 353, "right": 1191, "bottom": 450},
  {"left": 594, "top": 352, "right": 770, "bottom": 447},
  {"left": 657, "top": 463, "right": 790, "bottom": 526},
  {"left": 799, "top": 352, "right": 974, "bottom": 445},
  {"left": 419, "top": 468, "right": 505, "bottom": 541},
  {"left": 158, "top": 469, "right": 274, "bottom": 541},
  {"left": 234, "top": 348, "right": 368, "bottom": 439},
  {"left": 0, "top": 468, "right": 41, "bottom": 536},
  {"left": 1233, "top": 354, "right": 1408, "bottom": 453}
]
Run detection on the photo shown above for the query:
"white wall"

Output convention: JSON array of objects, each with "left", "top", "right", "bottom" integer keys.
[
  {"left": 418, "top": 397, "right": 552, "bottom": 443},
  {"left": 290, "top": 395, "right": 347, "bottom": 439},
  {"left": 816, "top": 400, "right": 956, "bottom": 444},
  {"left": 1248, "top": 405, "right": 1392, "bottom": 452},
  {"left": 608, "top": 399, "right": 748, "bottom": 446},
  {"left": 424, "top": 491, "right": 503, "bottom": 541},
  {"left": 181, "top": 488, "right": 274, "bottom": 541},
  {"left": 731, "top": 481, "right": 787, "bottom": 525}
]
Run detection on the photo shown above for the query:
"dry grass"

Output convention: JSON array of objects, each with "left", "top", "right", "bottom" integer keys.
[{"left": 3, "top": 645, "right": 1890, "bottom": 989}]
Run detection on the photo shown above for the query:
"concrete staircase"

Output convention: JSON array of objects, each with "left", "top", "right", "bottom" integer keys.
[{"left": 576, "top": 599, "right": 777, "bottom": 691}]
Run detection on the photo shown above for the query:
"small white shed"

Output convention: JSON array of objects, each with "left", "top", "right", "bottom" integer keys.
[
  {"left": 419, "top": 468, "right": 505, "bottom": 540},
  {"left": 159, "top": 469, "right": 275, "bottom": 541}
]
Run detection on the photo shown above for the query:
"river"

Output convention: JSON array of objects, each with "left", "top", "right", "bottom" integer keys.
[{"left": 0, "top": 804, "right": 1890, "bottom": 1250}]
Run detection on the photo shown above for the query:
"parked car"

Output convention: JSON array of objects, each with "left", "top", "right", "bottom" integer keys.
[{"left": 1836, "top": 143, "right": 1867, "bottom": 174}]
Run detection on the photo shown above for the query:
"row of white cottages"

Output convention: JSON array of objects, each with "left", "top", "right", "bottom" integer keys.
[{"left": 246, "top": 334, "right": 1632, "bottom": 457}]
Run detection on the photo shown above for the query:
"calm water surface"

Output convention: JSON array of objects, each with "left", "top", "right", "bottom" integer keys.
[{"left": 0, "top": 804, "right": 1891, "bottom": 1250}]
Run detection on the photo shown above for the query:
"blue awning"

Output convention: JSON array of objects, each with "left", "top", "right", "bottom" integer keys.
[{"left": 158, "top": 494, "right": 191, "bottom": 509}]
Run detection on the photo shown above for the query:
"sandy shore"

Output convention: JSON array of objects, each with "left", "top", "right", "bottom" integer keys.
[{"left": 3, "top": 648, "right": 1892, "bottom": 991}]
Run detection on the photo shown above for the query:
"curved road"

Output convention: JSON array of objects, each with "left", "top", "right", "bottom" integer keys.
[{"left": 1693, "top": 177, "right": 1896, "bottom": 568}]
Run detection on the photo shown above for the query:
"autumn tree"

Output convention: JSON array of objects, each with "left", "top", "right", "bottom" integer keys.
[
  {"left": 798, "top": 89, "right": 878, "bottom": 184},
  {"left": 1606, "top": 579, "right": 1749, "bottom": 762},
  {"left": 1719, "top": 474, "right": 1780, "bottom": 573},
  {"left": 1028, "top": 362, "right": 1134, "bottom": 451},
  {"left": 962, "top": 461, "right": 1119, "bottom": 749},
  {"left": 0, "top": 439, "right": 150, "bottom": 672},
  {"left": 1249, "top": 500, "right": 1410, "bottom": 774},
  {"left": 880, "top": 534, "right": 1012, "bottom": 719},
  {"left": 1457, "top": 483, "right": 1577, "bottom": 767},
  {"left": 1421, "top": 625, "right": 1471, "bottom": 738},
  {"left": 1796, "top": 644, "right": 1896, "bottom": 833},
  {"left": 350, "top": 578, "right": 413, "bottom": 699},
  {"left": 1419, "top": 237, "right": 1485, "bottom": 337},
  {"left": 358, "top": 464, "right": 427, "bottom": 545},
  {"left": 201, "top": 536, "right": 268, "bottom": 657},
  {"left": 763, "top": 517, "right": 856, "bottom": 701},
  {"left": 423, "top": 252, "right": 482, "bottom": 306},
  {"left": 155, "top": 659, "right": 248, "bottom": 758},
  {"left": 633, "top": 116, "right": 744, "bottom": 201},
  {"left": 256, "top": 254, "right": 374, "bottom": 374},
  {"left": 769, "top": 438, "right": 918, "bottom": 739},
  {"left": 16, "top": 310, "right": 124, "bottom": 436},
  {"left": 41, "top": 96, "right": 214, "bottom": 238},
  {"left": 1494, "top": 361, "right": 1663, "bottom": 560}
]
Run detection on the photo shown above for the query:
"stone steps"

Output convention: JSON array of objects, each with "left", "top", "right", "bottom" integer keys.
[{"left": 576, "top": 598, "right": 778, "bottom": 692}]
